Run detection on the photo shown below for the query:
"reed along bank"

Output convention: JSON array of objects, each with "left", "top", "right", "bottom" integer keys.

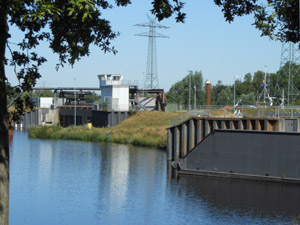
[{"left": 29, "top": 111, "right": 181, "bottom": 149}]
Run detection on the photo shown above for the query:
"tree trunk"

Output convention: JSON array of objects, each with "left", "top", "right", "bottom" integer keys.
[{"left": 0, "top": 8, "right": 9, "bottom": 225}]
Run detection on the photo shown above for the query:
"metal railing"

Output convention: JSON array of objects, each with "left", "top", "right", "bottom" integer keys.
[
  {"left": 100, "top": 80, "right": 139, "bottom": 87},
  {"left": 168, "top": 105, "right": 300, "bottom": 127}
]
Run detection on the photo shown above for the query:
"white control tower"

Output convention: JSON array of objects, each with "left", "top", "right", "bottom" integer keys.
[{"left": 98, "top": 74, "right": 129, "bottom": 111}]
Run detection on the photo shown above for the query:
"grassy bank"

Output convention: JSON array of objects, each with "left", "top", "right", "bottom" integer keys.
[{"left": 29, "top": 111, "right": 181, "bottom": 148}]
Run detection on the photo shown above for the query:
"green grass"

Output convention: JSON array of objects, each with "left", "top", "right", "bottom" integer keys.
[{"left": 29, "top": 111, "right": 181, "bottom": 149}]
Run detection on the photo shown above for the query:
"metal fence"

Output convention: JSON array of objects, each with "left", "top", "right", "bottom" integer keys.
[{"left": 168, "top": 105, "right": 300, "bottom": 127}]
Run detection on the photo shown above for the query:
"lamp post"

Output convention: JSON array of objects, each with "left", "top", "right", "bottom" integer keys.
[
  {"left": 234, "top": 75, "right": 239, "bottom": 110},
  {"left": 74, "top": 78, "right": 76, "bottom": 126},
  {"left": 194, "top": 82, "right": 198, "bottom": 110},
  {"left": 188, "top": 70, "right": 192, "bottom": 110}
]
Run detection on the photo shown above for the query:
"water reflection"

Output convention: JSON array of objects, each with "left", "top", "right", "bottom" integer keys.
[
  {"left": 172, "top": 172, "right": 300, "bottom": 224},
  {"left": 9, "top": 131, "right": 300, "bottom": 225},
  {"left": 106, "top": 144, "right": 130, "bottom": 216}
]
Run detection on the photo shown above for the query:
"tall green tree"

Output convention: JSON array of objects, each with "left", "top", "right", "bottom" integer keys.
[
  {"left": 240, "top": 92, "right": 256, "bottom": 104},
  {"left": 216, "top": 86, "right": 233, "bottom": 105},
  {"left": 211, "top": 80, "right": 227, "bottom": 105},
  {"left": 166, "top": 71, "right": 205, "bottom": 106},
  {"left": 1, "top": 1, "right": 185, "bottom": 223}
]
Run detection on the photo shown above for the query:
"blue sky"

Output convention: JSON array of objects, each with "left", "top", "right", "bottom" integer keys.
[{"left": 6, "top": 0, "right": 282, "bottom": 91}]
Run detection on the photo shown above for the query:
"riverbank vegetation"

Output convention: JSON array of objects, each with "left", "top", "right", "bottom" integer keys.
[{"left": 29, "top": 111, "right": 181, "bottom": 149}]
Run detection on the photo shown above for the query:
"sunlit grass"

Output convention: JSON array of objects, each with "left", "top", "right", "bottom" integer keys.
[{"left": 29, "top": 111, "right": 181, "bottom": 148}]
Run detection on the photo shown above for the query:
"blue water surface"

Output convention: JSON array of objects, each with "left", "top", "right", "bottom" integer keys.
[{"left": 9, "top": 131, "right": 300, "bottom": 225}]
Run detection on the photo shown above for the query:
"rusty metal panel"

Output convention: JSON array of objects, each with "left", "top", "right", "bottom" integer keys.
[
  {"left": 213, "top": 120, "right": 218, "bottom": 130},
  {"left": 247, "top": 120, "right": 252, "bottom": 130},
  {"left": 269, "top": 120, "right": 279, "bottom": 131},
  {"left": 181, "top": 123, "right": 188, "bottom": 158},
  {"left": 173, "top": 127, "right": 180, "bottom": 161},
  {"left": 259, "top": 120, "right": 265, "bottom": 130},
  {"left": 221, "top": 120, "right": 226, "bottom": 129},
  {"left": 196, "top": 119, "right": 202, "bottom": 144},
  {"left": 204, "top": 119, "right": 210, "bottom": 137},
  {"left": 264, "top": 120, "right": 268, "bottom": 131},
  {"left": 167, "top": 129, "right": 173, "bottom": 161},
  {"left": 255, "top": 120, "right": 261, "bottom": 130},
  {"left": 238, "top": 120, "right": 243, "bottom": 130},
  {"left": 188, "top": 119, "right": 195, "bottom": 151},
  {"left": 229, "top": 121, "right": 234, "bottom": 130}
]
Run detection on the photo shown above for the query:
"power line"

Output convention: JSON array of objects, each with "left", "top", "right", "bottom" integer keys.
[
  {"left": 135, "top": 15, "right": 169, "bottom": 89},
  {"left": 275, "top": 42, "right": 300, "bottom": 105}
]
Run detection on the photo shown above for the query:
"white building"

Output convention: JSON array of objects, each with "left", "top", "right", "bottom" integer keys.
[
  {"left": 98, "top": 74, "right": 129, "bottom": 112},
  {"left": 32, "top": 97, "right": 65, "bottom": 108},
  {"left": 33, "top": 97, "right": 53, "bottom": 108}
]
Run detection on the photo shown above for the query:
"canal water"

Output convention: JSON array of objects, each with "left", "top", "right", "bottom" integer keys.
[{"left": 9, "top": 130, "right": 300, "bottom": 225}]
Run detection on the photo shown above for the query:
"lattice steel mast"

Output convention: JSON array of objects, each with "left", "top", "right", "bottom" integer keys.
[
  {"left": 275, "top": 42, "right": 300, "bottom": 105},
  {"left": 135, "top": 15, "right": 169, "bottom": 89}
]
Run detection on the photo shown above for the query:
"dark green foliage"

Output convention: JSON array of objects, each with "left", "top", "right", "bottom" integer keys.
[
  {"left": 216, "top": 86, "right": 233, "bottom": 105},
  {"left": 214, "top": 0, "right": 300, "bottom": 44},
  {"left": 33, "top": 90, "right": 53, "bottom": 97},
  {"left": 240, "top": 92, "right": 256, "bottom": 104},
  {"left": 151, "top": 0, "right": 186, "bottom": 22},
  {"left": 84, "top": 91, "right": 101, "bottom": 104},
  {"left": 211, "top": 80, "right": 228, "bottom": 105},
  {"left": 200, "top": 62, "right": 300, "bottom": 106},
  {"left": 166, "top": 71, "right": 205, "bottom": 106}
]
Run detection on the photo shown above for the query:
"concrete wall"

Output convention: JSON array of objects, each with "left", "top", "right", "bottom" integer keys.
[
  {"left": 101, "top": 87, "right": 113, "bottom": 104},
  {"left": 21, "top": 108, "right": 59, "bottom": 127},
  {"left": 101, "top": 85, "right": 129, "bottom": 111},
  {"left": 59, "top": 107, "right": 92, "bottom": 127},
  {"left": 181, "top": 130, "right": 300, "bottom": 180},
  {"left": 278, "top": 118, "right": 300, "bottom": 132},
  {"left": 22, "top": 110, "right": 39, "bottom": 127},
  {"left": 92, "top": 111, "right": 128, "bottom": 127},
  {"left": 40, "top": 97, "right": 53, "bottom": 108},
  {"left": 112, "top": 86, "right": 129, "bottom": 111}
]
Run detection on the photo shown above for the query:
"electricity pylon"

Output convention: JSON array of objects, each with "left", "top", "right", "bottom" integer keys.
[
  {"left": 135, "top": 15, "right": 169, "bottom": 89},
  {"left": 275, "top": 42, "right": 300, "bottom": 105}
]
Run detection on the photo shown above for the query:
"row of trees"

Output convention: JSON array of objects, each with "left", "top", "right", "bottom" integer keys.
[{"left": 166, "top": 63, "right": 300, "bottom": 106}]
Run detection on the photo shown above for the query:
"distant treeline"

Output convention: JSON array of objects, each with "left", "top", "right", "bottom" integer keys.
[{"left": 166, "top": 63, "right": 300, "bottom": 106}]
